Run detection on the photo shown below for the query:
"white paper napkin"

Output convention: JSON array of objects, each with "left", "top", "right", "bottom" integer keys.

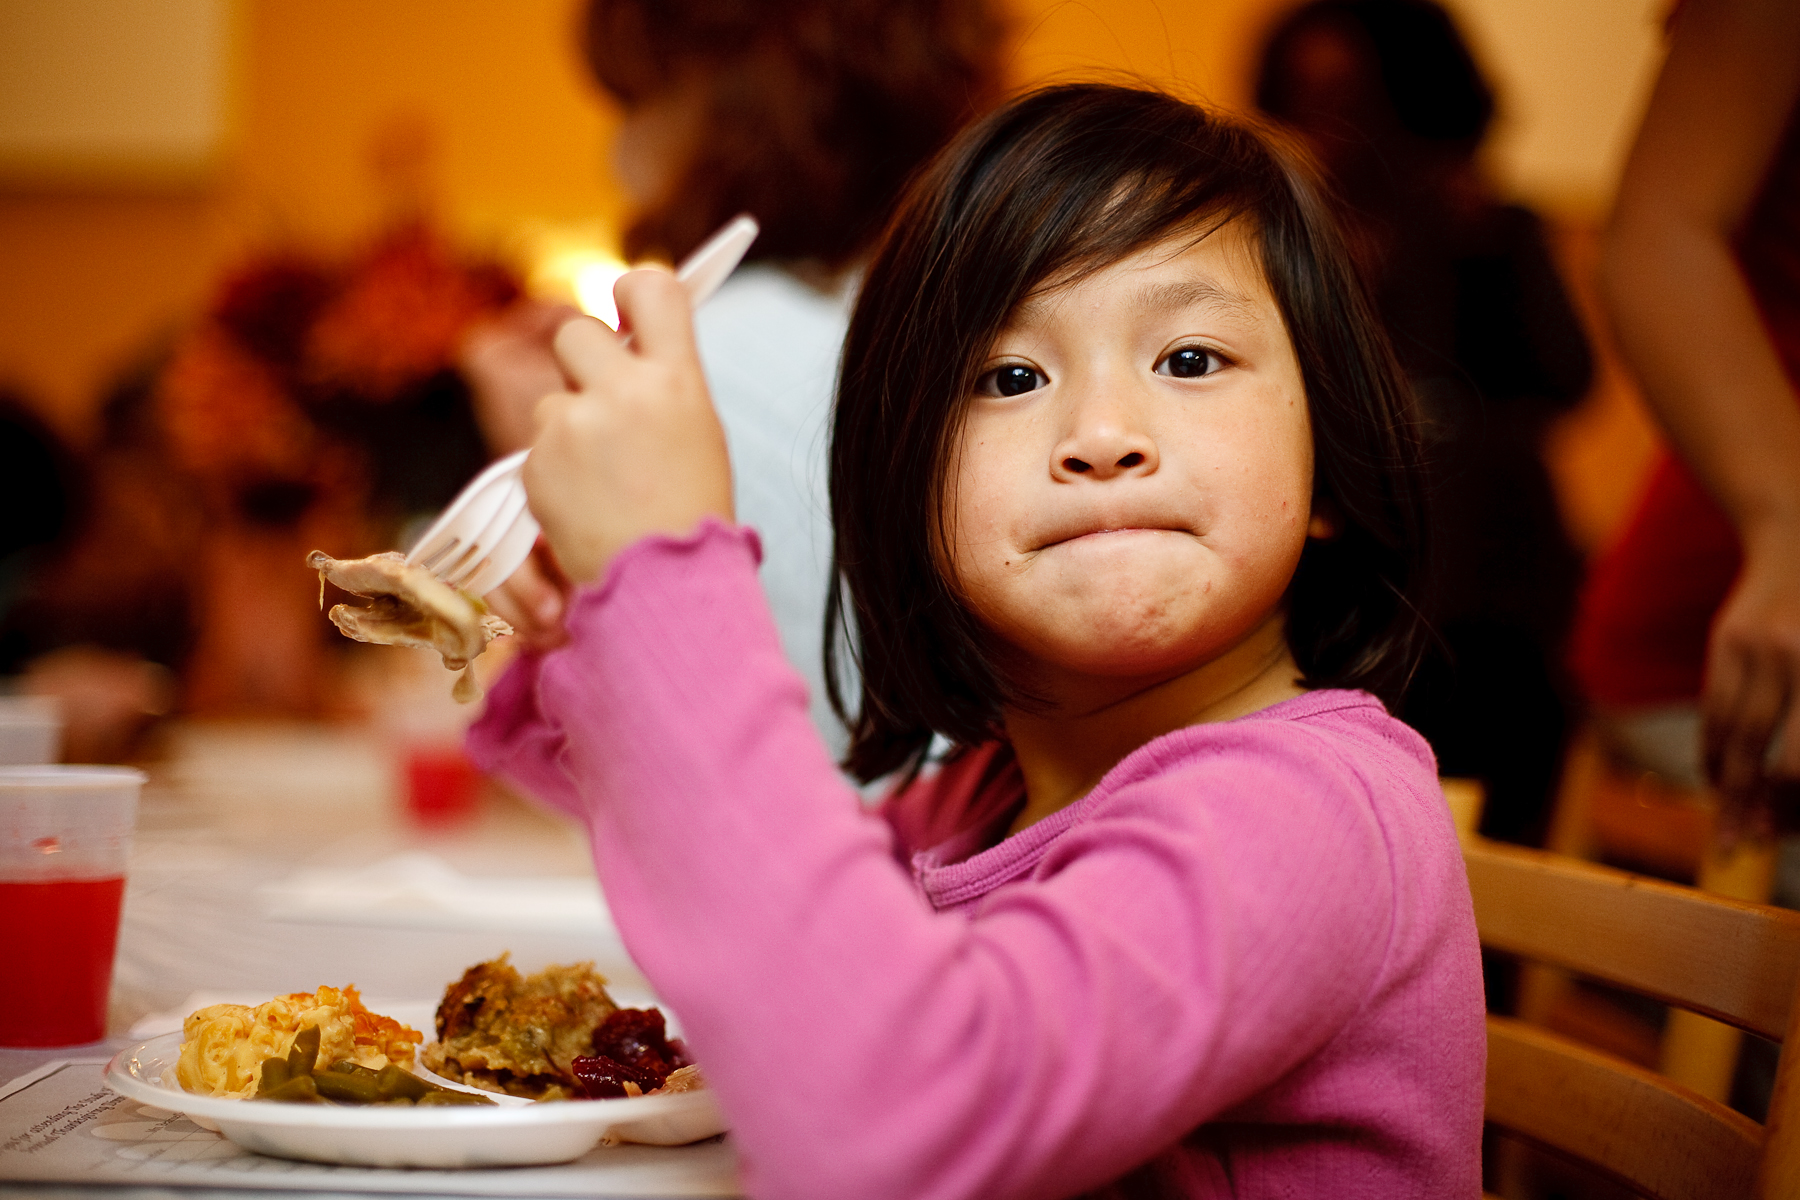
[{"left": 258, "top": 851, "right": 615, "bottom": 935}]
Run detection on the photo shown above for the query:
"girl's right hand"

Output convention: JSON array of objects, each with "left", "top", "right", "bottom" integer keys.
[{"left": 524, "top": 269, "right": 734, "bottom": 585}]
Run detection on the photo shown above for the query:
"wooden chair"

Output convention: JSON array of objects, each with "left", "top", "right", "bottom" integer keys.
[
  {"left": 1464, "top": 833, "right": 1800, "bottom": 1198},
  {"left": 1527, "top": 730, "right": 1778, "bottom": 1102}
]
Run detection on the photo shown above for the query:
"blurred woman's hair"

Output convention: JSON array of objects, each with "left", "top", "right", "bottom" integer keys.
[
  {"left": 582, "top": 0, "right": 1007, "bottom": 270},
  {"left": 1255, "top": 0, "right": 1494, "bottom": 147},
  {"left": 826, "top": 84, "right": 1431, "bottom": 784}
]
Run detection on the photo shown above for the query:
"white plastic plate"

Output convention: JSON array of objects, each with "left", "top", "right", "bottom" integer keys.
[{"left": 105, "top": 1031, "right": 726, "bottom": 1169}]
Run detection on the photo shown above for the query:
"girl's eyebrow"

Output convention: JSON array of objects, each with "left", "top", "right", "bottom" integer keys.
[
  {"left": 1130, "top": 278, "right": 1260, "bottom": 321},
  {"left": 1010, "top": 276, "right": 1260, "bottom": 327}
]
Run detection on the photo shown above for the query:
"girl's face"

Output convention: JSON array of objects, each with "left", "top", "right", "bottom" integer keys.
[{"left": 945, "top": 219, "right": 1324, "bottom": 694}]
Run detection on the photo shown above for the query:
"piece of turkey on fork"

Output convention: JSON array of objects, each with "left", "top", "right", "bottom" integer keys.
[{"left": 307, "top": 550, "right": 513, "bottom": 702}]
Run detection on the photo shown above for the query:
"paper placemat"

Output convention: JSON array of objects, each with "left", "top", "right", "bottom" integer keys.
[{"left": 0, "top": 1060, "right": 738, "bottom": 1197}]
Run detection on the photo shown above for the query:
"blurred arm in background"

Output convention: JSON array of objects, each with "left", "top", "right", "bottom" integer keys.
[
  {"left": 460, "top": 301, "right": 578, "bottom": 458},
  {"left": 1601, "top": 0, "right": 1800, "bottom": 832}
]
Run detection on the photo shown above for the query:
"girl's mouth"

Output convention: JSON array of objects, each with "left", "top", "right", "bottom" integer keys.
[
  {"left": 1037, "top": 525, "right": 1192, "bottom": 551},
  {"left": 1031, "top": 500, "right": 1200, "bottom": 551}
]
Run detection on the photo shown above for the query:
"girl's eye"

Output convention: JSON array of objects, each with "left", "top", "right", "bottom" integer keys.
[
  {"left": 978, "top": 364, "right": 1046, "bottom": 397},
  {"left": 1157, "top": 346, "right": 1224, "bottom": 379}
]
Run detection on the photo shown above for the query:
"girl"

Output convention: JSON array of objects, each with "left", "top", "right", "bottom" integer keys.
[{"left": 473, "top": 85, "right": 1484, "bottom": 1198}]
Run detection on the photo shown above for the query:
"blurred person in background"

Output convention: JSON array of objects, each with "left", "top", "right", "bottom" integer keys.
[
  {"left": 466, "top": 0, "right": 1006, "bottom": 762},
  {"left": 1574, "top": 0, "right": 1800, "bottom": 847},
  {"left": 0, "top": 390, "right": 84, "bottom": 656},
  {"left": 1255, "top": 0, "right": 1594, "bottom": 846},
  {"left": 0, "top": 378, "right": 183, "bottom": 762},
  {"left": 2, "top": 226, "right": 521, "bottom": 733}
]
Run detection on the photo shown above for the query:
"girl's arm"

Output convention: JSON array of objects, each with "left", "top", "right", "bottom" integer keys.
[{"left": 1600, "top": 0, "right": 1800, "bottom": 825}]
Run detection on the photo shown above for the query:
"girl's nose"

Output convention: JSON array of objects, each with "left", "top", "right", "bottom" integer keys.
[{"left": 1050, "top": 404, "right": 1159, "bottom": 482}]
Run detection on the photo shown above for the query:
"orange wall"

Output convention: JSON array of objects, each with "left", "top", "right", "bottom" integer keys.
[
  {"left": 0, "top": 192, "right": 220, "bottom": 439},
  {"left": 0, "top": 0, "right": 617, "bottom": 442},
  {"left": 233, "top": 0, "right": 617, "bottom": 244},
  {"left": 0, "top": 0, "right": 1662, "bottom": 546},
  {"left": 1009, "top": 0, "right": 1269, "bottom": 106}
]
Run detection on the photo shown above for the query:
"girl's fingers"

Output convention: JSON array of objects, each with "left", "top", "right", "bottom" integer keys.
[
  {"left": 552, "top": 316, "right": 626, "bottom": 392},
  {"left": 483, "top": 582, "right": 534, "bottom": 642},
  {"left": 530, "top": 536, "right": 573, "bottom": 591},
  {"left": 484, "top": 544, "right": 570, "bottom": 654},
  {"left": 612, "top": 267, "right": 699, "bottom": 360},
  {"left": 548, "top": 271, "right": 695, "bottom": 396}
]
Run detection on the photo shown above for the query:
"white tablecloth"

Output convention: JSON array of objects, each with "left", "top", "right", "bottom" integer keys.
[{"left": 1, "top": 719, "right": 737, "bottom": 1199}]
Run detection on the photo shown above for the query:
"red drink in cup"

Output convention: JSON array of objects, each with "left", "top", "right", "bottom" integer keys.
[
  {"left": 0, "top": 877, "right": 125, "bottom": 1044},
  {"left": 0, "top": 766, "right": 141, "bottom": 1046}
]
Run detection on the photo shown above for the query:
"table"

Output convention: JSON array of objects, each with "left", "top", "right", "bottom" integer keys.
[{"left": 1, "top": 718, "right": 740, "bottom": 1198}]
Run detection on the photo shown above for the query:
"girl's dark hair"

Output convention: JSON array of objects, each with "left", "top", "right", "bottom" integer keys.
[
  {"left": 826, "top": 84, "right": 1431, "bottom": 784},
  {"left": 1254, "top": 0, "right": 1494, "bottom": 145},
  {"left": 581, "top": 0, "right": 1005, "bottom": 270}
]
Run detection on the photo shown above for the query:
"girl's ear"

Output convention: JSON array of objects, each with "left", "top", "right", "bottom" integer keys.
[{"left": 1307, "top": 499, "right": 1342, "bottom": 540}]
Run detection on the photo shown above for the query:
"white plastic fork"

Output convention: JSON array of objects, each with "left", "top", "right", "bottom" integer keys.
[{"left": 405, "top": 214, "right": 761, "bottom": 595}]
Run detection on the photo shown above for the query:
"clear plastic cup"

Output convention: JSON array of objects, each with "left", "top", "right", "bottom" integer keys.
[
  {"left": 0, "top": 695, "right": 62, "bottom": 765},
  {"left": 0, "top": 765, "right": 143, "bottom": 1045}
]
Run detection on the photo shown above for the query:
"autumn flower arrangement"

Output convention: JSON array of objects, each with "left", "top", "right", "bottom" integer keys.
[
  {"left": 0, "top": 221, "right": 526, "bottom": 725},
  {"left": 156, "top": 221, "right": 520, "bottom": 530}
]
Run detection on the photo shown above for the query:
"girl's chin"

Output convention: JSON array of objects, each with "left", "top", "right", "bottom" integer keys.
[
  {"left": 968, "top": 541, "right": 1289, "bottom": 676},
  {"left": 1007, "top": 614, "right": 1231, "bottom": 681},
  {"left": 990, "top": 584, "right": 1282, "bottom": 681}
]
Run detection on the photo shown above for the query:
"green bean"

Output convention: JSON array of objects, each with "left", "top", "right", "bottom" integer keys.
[
  {"left": 375, "top": 1063, "right": 432, "bottom": 1101},
  {"left": 245, "top": 1023, "right": 498, "bottom": 1107},
  {"left": 312, "top": 1068, "right": 382, "bottom": 1104},
  {"left": 256, "top": 1056, "right": 290, "bottom": 1094},
  {"left": 286, "top": 1025, "right": 320, "bottom": 1077},
  {"left": 259, "top": 1073, "right": 322, "bottom": 1103},
  {"left": 415, "top": 1089, "right": 496, "bottom": 1106}
]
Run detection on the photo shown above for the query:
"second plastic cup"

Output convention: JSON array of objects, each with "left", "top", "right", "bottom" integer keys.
[
  {"left": 404, "top": 744, "right": 481, "bottom": 825},
  {"left": 0, "top": 695, "right": 62, "bottom": 765},
  {"left": 0, "top": 765, "right": 143, "bottom": 1046}
]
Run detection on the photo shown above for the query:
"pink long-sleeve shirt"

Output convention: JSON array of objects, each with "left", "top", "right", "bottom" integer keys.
[{"left": 467, "top": 522, "right": 1485, "bottom": 1199}]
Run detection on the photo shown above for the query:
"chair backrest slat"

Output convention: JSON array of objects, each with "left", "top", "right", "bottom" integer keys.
[
  {"left": 1465, "top": 839, "right": 1800, "bottom": 1040},
  {"left": 1487, "top": 1015, "right": 1763, "bottom": 1200}
]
